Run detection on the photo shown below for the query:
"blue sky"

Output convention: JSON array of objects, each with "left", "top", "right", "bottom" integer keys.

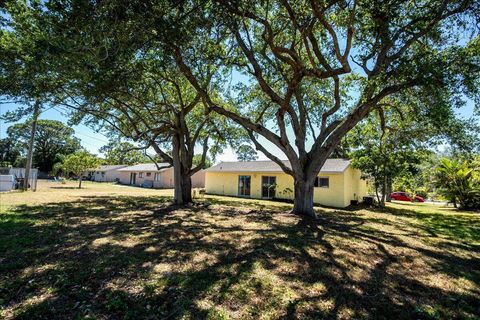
[{"left": 1, "top": 102, "right": 111, "bottom": 154}]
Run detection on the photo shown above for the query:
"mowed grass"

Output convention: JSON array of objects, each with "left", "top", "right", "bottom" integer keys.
[{"left": 0, "top": 181, "right": 479, "bottom": 319}]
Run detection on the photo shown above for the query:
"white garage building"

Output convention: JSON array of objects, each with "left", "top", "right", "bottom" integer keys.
[
  {"left": 117, "top": 163, "right": 205, "bottom": 189},
  {"left": 87, "top": 165, "right": 128, "bottom": 182}
]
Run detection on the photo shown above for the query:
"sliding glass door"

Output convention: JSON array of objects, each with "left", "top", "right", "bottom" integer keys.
[
  {"left": 262, "top": 176, "right": 276, "bottom": 198},
  {"left": 238, "top": 175, "right": 251, "bottom": 196}
]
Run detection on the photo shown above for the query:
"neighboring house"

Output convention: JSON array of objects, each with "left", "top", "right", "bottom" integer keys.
[
  {"left": 204, "top": 159, "right": 367, "bottom": 208},
  {"left": 86, "top": 165, "right": 128, "bottom": 182},
  {"left": 117, "top": 163, "right": 205, "bottom": 188}
]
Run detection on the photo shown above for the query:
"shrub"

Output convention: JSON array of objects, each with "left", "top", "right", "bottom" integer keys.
[{"left": 435, "top": 158, "right": 480, "bottom": 210}]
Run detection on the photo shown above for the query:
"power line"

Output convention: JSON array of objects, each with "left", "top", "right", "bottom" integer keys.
[
  {"left": 50, "top": 106, "right": 110, "bottom": 143},
  {"left": 75, "top": 131, "right": 110, "bottom": 143}
]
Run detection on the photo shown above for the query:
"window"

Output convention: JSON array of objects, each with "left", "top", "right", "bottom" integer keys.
[
  {"left": 154, "top": 173, "right": 160, "bottom": 181},
  {"left": 139, "top": 172, "right": 143, "bottom": 178},
  {"left": 314, "top": 177, "right": 329, "bottom": 188},
  {"left": 146, "top": 172, "right": 151, "bottom": 177},
  {"left": 238, "top": 175, "right": 251, "bottom": 196}
]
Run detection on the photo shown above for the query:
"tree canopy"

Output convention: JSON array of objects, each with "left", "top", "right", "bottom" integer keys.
[
  {"left": 171, "top": 0, "right": 480, "bottom": 215},
  {"left": 99, "top": 141, "right": 150, "bottom": 166},
  {"left": 0, "top": 137, "right": 21, "bottom": 167},
  {"left": 34, "top": 2, "right": 238, "bottom": 203},
  {"left": 58, "top": 151, "right": 100, "bottom": 188},
  {"left": 0, "top": 0, "right": 60, "bottom": 118},
  {"left": 3, "top": 119, "right": 81, "bottom": 173},
  {"left": 346, "top": 94, "right": 479, "bottom": 205},
  {"left": 236, "top": 145, "right": 259, "bottom": 162},
  {"left": 1, "top": 0, "right": 479, "bottom": 215}
]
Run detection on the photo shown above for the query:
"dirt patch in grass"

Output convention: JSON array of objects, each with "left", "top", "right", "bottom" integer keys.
[{"left": 0, "top": 182, "right": 479, "bottom": 319}]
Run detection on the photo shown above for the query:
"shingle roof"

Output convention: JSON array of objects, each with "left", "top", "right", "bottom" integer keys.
[
  {"left": 117, "top": 163, "right": 172, "bottom": 172},
  {"left": 88, "top": 165, "right": 128, "bottom": 172},
  {"left": 205, "top": 159, "right": 351, "bottom": 173}
]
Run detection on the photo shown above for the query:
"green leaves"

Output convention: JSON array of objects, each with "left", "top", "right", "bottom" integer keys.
[
  {"left": 4, "top": 119, "right": 82, "bottom": 173},
  {"left": 59, "top": 151, "right": 100, "bottom": 176},
  {"left": 0, "top": 1, "right": 58, "bottom": 102},
  {"left": 435, "top": 157, "right": 480, "bottom": 210},
  {"left": 99, "top": 141, "right": 149, "bottom": 166}
]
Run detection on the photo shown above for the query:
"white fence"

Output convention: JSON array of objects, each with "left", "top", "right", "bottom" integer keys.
[{"left": 0, "top": 167, "right": 38, "bottom": 191}]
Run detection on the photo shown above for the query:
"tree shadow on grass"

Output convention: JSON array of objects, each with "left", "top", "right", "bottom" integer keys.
[
  {"left": 0, "top": 195, "right": 479, "bottom": 319},
  {"left": 374, "top": 205, "right": 480, "bottom": 244}
]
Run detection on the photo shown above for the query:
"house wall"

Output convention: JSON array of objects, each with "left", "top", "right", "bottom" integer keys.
[
  {"left": 205, "top": 171, "right": 292, "bottom": 200},
  {"left": 344, "top": 167, "right": 368, "bottom": 206},
  {"left": 118, "top": 171, "right": 132, "bottom": 185},
  {"left": 191, "top": 170, "right": 205, "bottom": 188},
  {"left": 92, "top": 171, "right": 105, "bottom": 182},
  {"left": 114, "top": 167, "right": 207, "bottom": 190},
  {"left": 93, "top": 171, "right": 109, "bottom": 182},
  {"left": 116, "top": 168, "right": 204, "bottom": 189},
  {"left": 92, "top": 170, "right": 127, "bottom": 182},
  {"left": 154, "top": 169, "right": 174, "bottom": 188},
  {"left": 313, "top": 173, "right": 346, "bottom": 207},
  {"left": 105, "top": 170, "right": 125, "bottom": 182},
  {"left": 205, "top": 169, "right": 367, "bottom": 208},
  {"left": 134, "top": 171, "right": 155, "bottom": 187}
]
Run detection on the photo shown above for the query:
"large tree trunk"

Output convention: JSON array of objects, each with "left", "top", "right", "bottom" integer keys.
[
  {"left": 172, "top": 167, "right": 193, "bottom": 204},
  {"left": 172, "top": 136, "right": 193, "bottom": 205},
  {"left": 292, "top": 177, "right": 316, "bottom": 218},
  {"left": 78, "top": 176, "right": 83, "bottom": 189},
  {"left": 180, "top": 174, "right": 192, "bottom": 203}
]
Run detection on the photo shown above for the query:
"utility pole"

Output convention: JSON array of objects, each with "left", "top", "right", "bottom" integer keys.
[{"left": 23, "top": 100, "right": 40, "bottom": 191}]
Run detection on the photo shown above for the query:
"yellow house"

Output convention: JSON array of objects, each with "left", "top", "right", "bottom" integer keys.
[{"left": 205, "top": 159, "right": 367, "bottom": 208}]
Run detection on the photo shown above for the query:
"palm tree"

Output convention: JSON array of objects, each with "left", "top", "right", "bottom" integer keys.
[{"left": 435, "top": 158, "right": 480, "bottom": 209}]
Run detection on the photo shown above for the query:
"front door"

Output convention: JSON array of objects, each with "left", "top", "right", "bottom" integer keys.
[
  {"left": 130, "top": 173, "right": 136, "bottom": 185},
  {"left": 238, "top": 175, "right": 251, "bottom": 196},
  {"left": 262, "top": 176, "right": 276, "bottom": 198}
]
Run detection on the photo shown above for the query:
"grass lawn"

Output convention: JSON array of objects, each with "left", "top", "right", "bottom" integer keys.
[{"left": 0, "top": 180, "right": 479, "bottom": 319}]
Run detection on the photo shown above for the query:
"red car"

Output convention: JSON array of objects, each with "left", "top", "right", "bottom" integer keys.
[{"left": 390, "top": 192, "right": 425, "bottom": 202}]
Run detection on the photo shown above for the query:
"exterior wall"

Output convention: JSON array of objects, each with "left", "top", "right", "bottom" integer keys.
[
  {"left": 134, "top": 171, "right": 155, "bottom": 187},
  {"left": 205, "top": 169, "right": 367, "bottom": 208},
  {"left": 342, "top": 167, "right": 368, "bottom": 206},
  {"left": 358, "top": 172, "right": 368, "bottom": 200},
  {"left": 92, "top": 171, "right": 105, "bottom": 182},
  {"left": 313, "top": 173, "right": 346, "bottom": 207},
  {"left": 205, "top": 171, "right": 294, "bottom": 200},
  {"left": 191, "top": 170, "right": 205, "bottom": 188},
  {"left": 0, "top": 175, "right": 15, "bottom": 192},
  {"left": 117, "top": 168, "right": 204, "bottom": 189},
  {"left": 154, "top": 169, "right": 174, "bottom": 188},
  {"left": 91, "top": 170, "right": 128, "bottom": 182},
  {"left": 105, "top": 170, "right": 125, "bottom": 182},
  {"left": 118, "top": 171, "right": 131, "bottom": 185}
]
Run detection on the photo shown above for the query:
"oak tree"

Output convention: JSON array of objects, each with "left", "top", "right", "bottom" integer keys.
[
  {"left": 5, "top": 119, "right": 81, "bottom": 173},
  {"left": 171, "top": 0, "right": 480, "bottom": 216}
]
